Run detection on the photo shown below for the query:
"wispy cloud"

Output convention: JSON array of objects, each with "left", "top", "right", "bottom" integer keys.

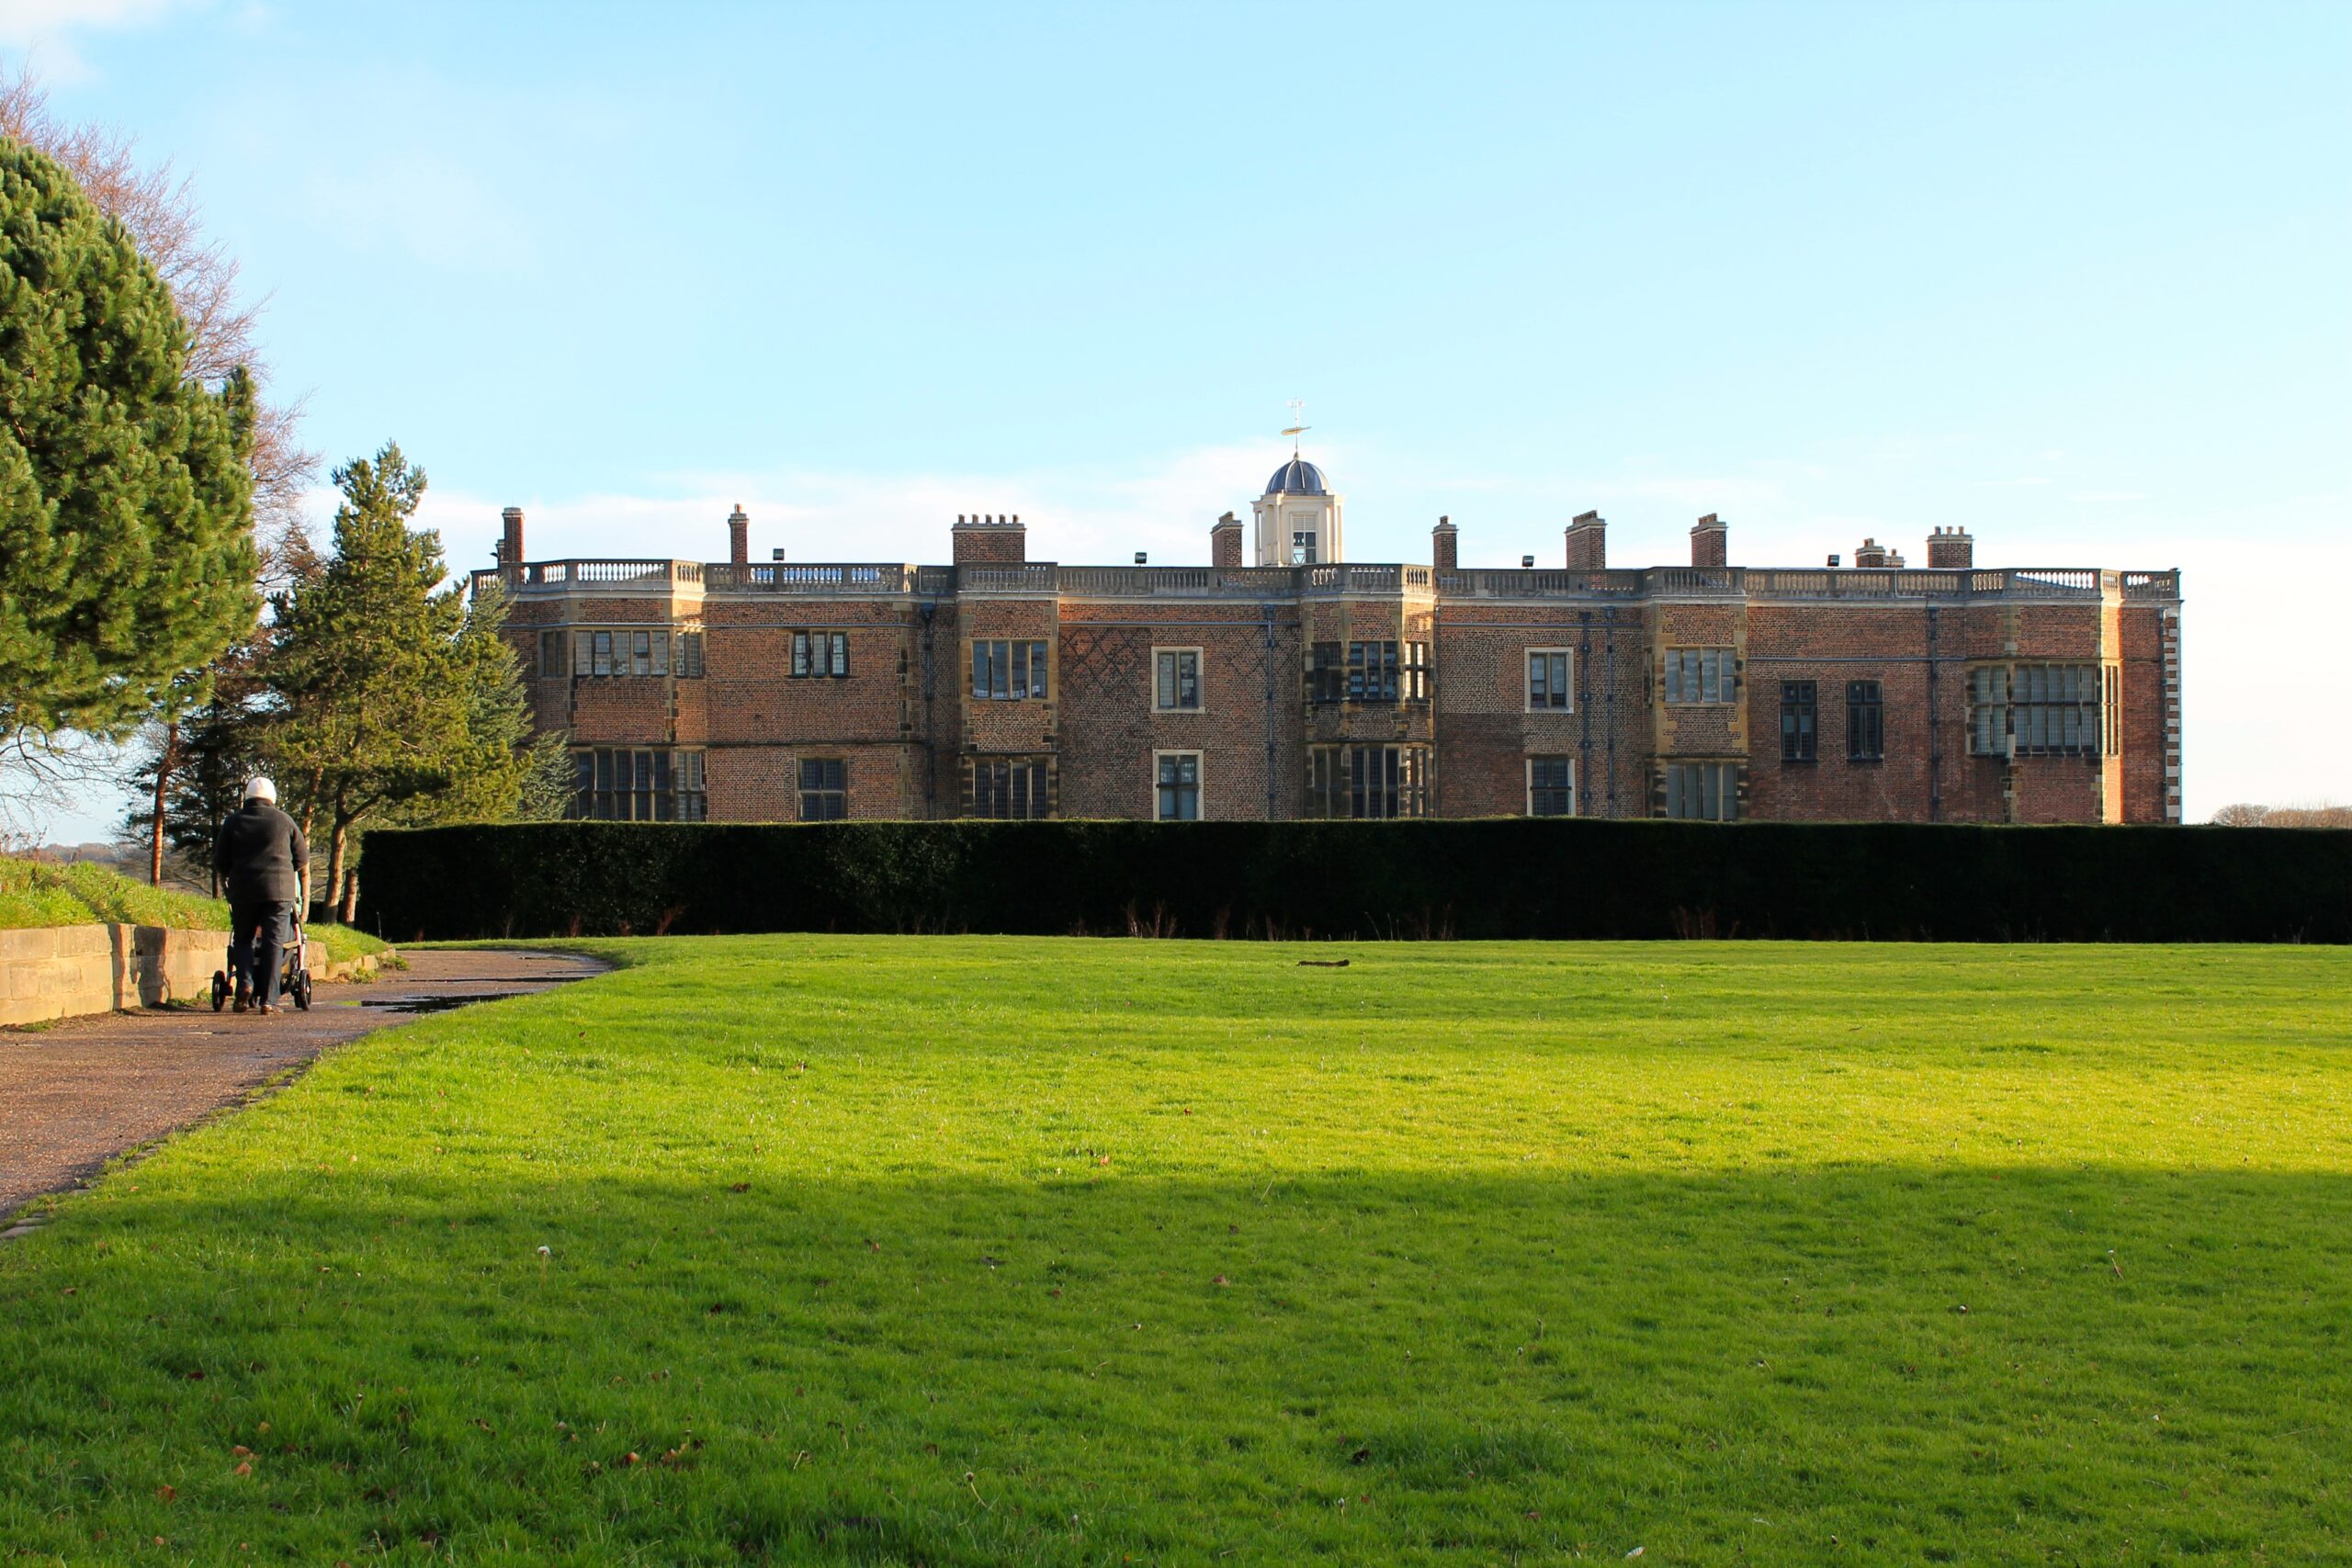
[
  {"left": 2069, "top": 491, "right": 2149, "bottom": 503},
  {"left": 0, "top": 0, "right": 190, "bottom": 79}
]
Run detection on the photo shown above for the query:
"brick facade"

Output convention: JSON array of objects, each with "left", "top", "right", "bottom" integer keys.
[{"left": 482, "top": 502, "right": 2183, "bottom": 826}]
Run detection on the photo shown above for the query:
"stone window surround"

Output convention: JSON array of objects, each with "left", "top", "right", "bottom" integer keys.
[
  {"left": 1153, "top": 749, "right": 1203, "bottom": 820},
  {"left": 1526, "top": 647, "right": 1575, "bottom": 713},
  {"left": 1152, "top": 646, "right": 1205, "bottom": 713},
  {"left": 1526, "top": 755, "right": 1577, "bottom": 818}
]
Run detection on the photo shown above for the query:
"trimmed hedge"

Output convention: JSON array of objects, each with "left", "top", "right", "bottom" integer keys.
[{"left": 358, "top": 820, "right": 2352, "bottom": 944}]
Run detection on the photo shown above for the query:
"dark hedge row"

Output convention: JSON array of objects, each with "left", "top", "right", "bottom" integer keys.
[{"left": 357, "top": 820, "right": 2352, "bottom": 944}]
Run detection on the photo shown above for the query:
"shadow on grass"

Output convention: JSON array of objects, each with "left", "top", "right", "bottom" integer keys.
[{"left": 4, "top": 1166, "right": 2347, "bottom": 1564}]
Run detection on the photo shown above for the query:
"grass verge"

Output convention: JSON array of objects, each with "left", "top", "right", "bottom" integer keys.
[
  {"left": 2, "top": 937, "right": 2347, "bottom": 1563},
  {"left": 0, "top": 857, "right": 226, "bottom": 931},
  {"left": 0, "top": 854, "right": 393, "bottom": 965}
]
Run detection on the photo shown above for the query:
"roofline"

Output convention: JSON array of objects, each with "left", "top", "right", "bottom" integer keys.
[{"left": 470, "top": 560, "right": 2182, "bottom": 606}]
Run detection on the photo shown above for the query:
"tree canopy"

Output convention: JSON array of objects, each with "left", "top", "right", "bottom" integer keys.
[
  {"left": 0, "top": 136, "right": 257, "bottom": 750},
  {"left": 269, "top": 443, "right": 556, "bottom": 915}
]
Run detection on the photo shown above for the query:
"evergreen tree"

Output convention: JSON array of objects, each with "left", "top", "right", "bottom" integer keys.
[
  {"left": 0, "top": 138, "right": 256, "bottom": 761},
  {"left": 267, "top": 444, "right": 466, "bottom": 916},
  {"left": 119, "top": 646, "right": 269, "bottom": 893},
  {"left": 396, "top": 578, "right": 562, "bottom": 826}
]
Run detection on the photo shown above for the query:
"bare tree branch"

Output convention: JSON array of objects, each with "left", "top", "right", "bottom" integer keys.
[{"left": 0, "top": 731, "right": 124, "bottom": 850}]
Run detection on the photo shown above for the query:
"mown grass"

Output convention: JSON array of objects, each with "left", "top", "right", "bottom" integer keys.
[
  {"left": 0, "top": 858, "right": 220, "bottom": 932},
  {"left": 0, "top": 854, "right": 393, "bottom": 964},
  {"left": 3, "top": 937, "right": 2348, "bottom": 1565}
]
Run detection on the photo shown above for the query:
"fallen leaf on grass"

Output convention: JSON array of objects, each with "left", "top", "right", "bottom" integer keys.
[
  {"left": 729, "top": 1182, "right": 750, "bottom": 1193},
  {"left": 154, "top": 1485, "right": 175, "bottom": 1503},
  {"left": 232, "top": 1462, "right": 252, "bottom": 1476},
  {"left": 231, "top": 1446, "right": 251, "bottom": 1457},
  {"left": 1214, "top": 1276, "right": 1230, "bottom": 1287}
]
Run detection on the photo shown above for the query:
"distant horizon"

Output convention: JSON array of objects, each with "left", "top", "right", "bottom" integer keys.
[{"left": 7, "top": 0, "right": 2345, "bottom": 834}]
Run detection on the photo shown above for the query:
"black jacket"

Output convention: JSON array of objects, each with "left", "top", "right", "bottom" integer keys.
[{"left": 214, "top": 800, "right": 309, "bottom": 905}]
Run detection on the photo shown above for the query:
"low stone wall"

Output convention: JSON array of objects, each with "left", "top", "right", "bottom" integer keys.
[
  {"left": 0, "top": 925, "right": 385, "bottom": 1027},
  {"left": 319, "top": 951, "right": 382, "bottom": 983}
]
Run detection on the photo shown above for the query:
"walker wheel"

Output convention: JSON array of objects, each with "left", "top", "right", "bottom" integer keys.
[
  {"left": 210, "top": 972, "right": 228, "bottom": 1012},
  {"left": 293, "top": 973, "right": 312, "bottom": 1011}
]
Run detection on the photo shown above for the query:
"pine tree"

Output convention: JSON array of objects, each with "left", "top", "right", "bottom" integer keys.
[
  {"left": 396, "top": 578, "right": 561, "bottom": 825},
  {"left": 266, "top": 444, "right": 466, "bottom": 916},
  {"left": 0, "top": 138, "right": 257, "bottom": 761}
]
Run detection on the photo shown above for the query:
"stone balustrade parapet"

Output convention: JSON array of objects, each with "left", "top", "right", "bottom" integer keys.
[{"left": 473, "top": 560, "right": 2182, "bottom": 605}]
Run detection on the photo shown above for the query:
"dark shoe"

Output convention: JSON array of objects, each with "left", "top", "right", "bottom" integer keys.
[
  {"left": 255, "top": 1003, "right": 276, "bottom": 1015},
  {"left": 232, "top": 996, "right": 250, "bottom": 1014}
]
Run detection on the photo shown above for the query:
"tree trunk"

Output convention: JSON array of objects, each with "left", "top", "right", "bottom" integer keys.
[
  {"left": 339, "top": 864, "right": 359, "bottom": 923},
  {"left": 323, "top": 818, "right": 347, "bottom": 927},
  {"left": 299, "top": 763, "right": 325, "bottom": 845},
  {"left": 149, "top": 720, "right": 177, "bottom": 886},
  {"left": 318, "top": 784, "right": 348, "bottom": 925}
]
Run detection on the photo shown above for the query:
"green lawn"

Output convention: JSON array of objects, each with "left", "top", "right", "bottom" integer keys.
[{"left": 4, "top": 938, "right": 2349, "bottom": 1565}]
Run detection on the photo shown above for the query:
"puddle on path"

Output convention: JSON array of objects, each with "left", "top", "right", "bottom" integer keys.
[{"left": 356, "top": 991, "right": 530, "bottom": 1015}]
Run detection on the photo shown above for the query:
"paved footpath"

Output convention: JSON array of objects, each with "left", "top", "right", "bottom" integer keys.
[{"left": 0, "top": 947, "right": 606, "bottom": 1226}]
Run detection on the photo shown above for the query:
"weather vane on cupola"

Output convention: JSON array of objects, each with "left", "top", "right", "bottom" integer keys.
[{"left": 1281, "top": 398, "right": 1309, "bottom": 456}]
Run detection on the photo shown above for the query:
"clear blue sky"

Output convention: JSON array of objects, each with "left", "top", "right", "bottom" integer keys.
[{"left": 11, "top": 0, "right": 2347, "bottom": 834}]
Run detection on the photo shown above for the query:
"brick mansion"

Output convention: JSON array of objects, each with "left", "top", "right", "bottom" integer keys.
[{"left": 481, "top": 454, "right": 2184, "bottom": 826}]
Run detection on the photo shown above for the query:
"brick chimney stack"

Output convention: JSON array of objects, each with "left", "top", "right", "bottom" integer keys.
[
  {"left": 1431, "top": 514, "right": 1457, "bottom": 573},
  {"left": 728, "top": 503, "right": 749, "bottom": 567},
  {"left": 1853, "top": 537, "right": 1888, "bottom": 568},
  {"left": 500, "top": 506, "right": 525, "bottom": 576},
  {"left": 1211, "top": 511, "right": 1242, "bottom": 570},
  {"left": 1690, "top": 513, "right": 1727, "bottom": 568},
  {"left": 1927, "top": 525, "right": 1973, "bottom": 570},
  {"left": 952, "top": 512, "right": 1027, "bottom": 567},
  {"left": 1564, "top": 510, "right": 1606, "bottom": 570}
]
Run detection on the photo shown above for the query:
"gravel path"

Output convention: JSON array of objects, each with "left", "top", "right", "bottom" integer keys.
[{"left": 0, "top": 947, "right": 606, "bottom": 1226}]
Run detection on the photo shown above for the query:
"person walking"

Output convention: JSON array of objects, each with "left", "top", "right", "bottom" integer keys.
[{"left": 213, "top": 777, "right": 308, "bottom": 1015}]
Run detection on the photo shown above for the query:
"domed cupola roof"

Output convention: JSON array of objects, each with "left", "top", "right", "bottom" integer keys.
[{"left": 1264, "top": 456, "right": 1329, "bottom": 496}]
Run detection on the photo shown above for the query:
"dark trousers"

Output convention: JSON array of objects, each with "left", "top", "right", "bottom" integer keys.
[{"left": 230, "top": 899, "right": 295, "bottom": 1007}]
